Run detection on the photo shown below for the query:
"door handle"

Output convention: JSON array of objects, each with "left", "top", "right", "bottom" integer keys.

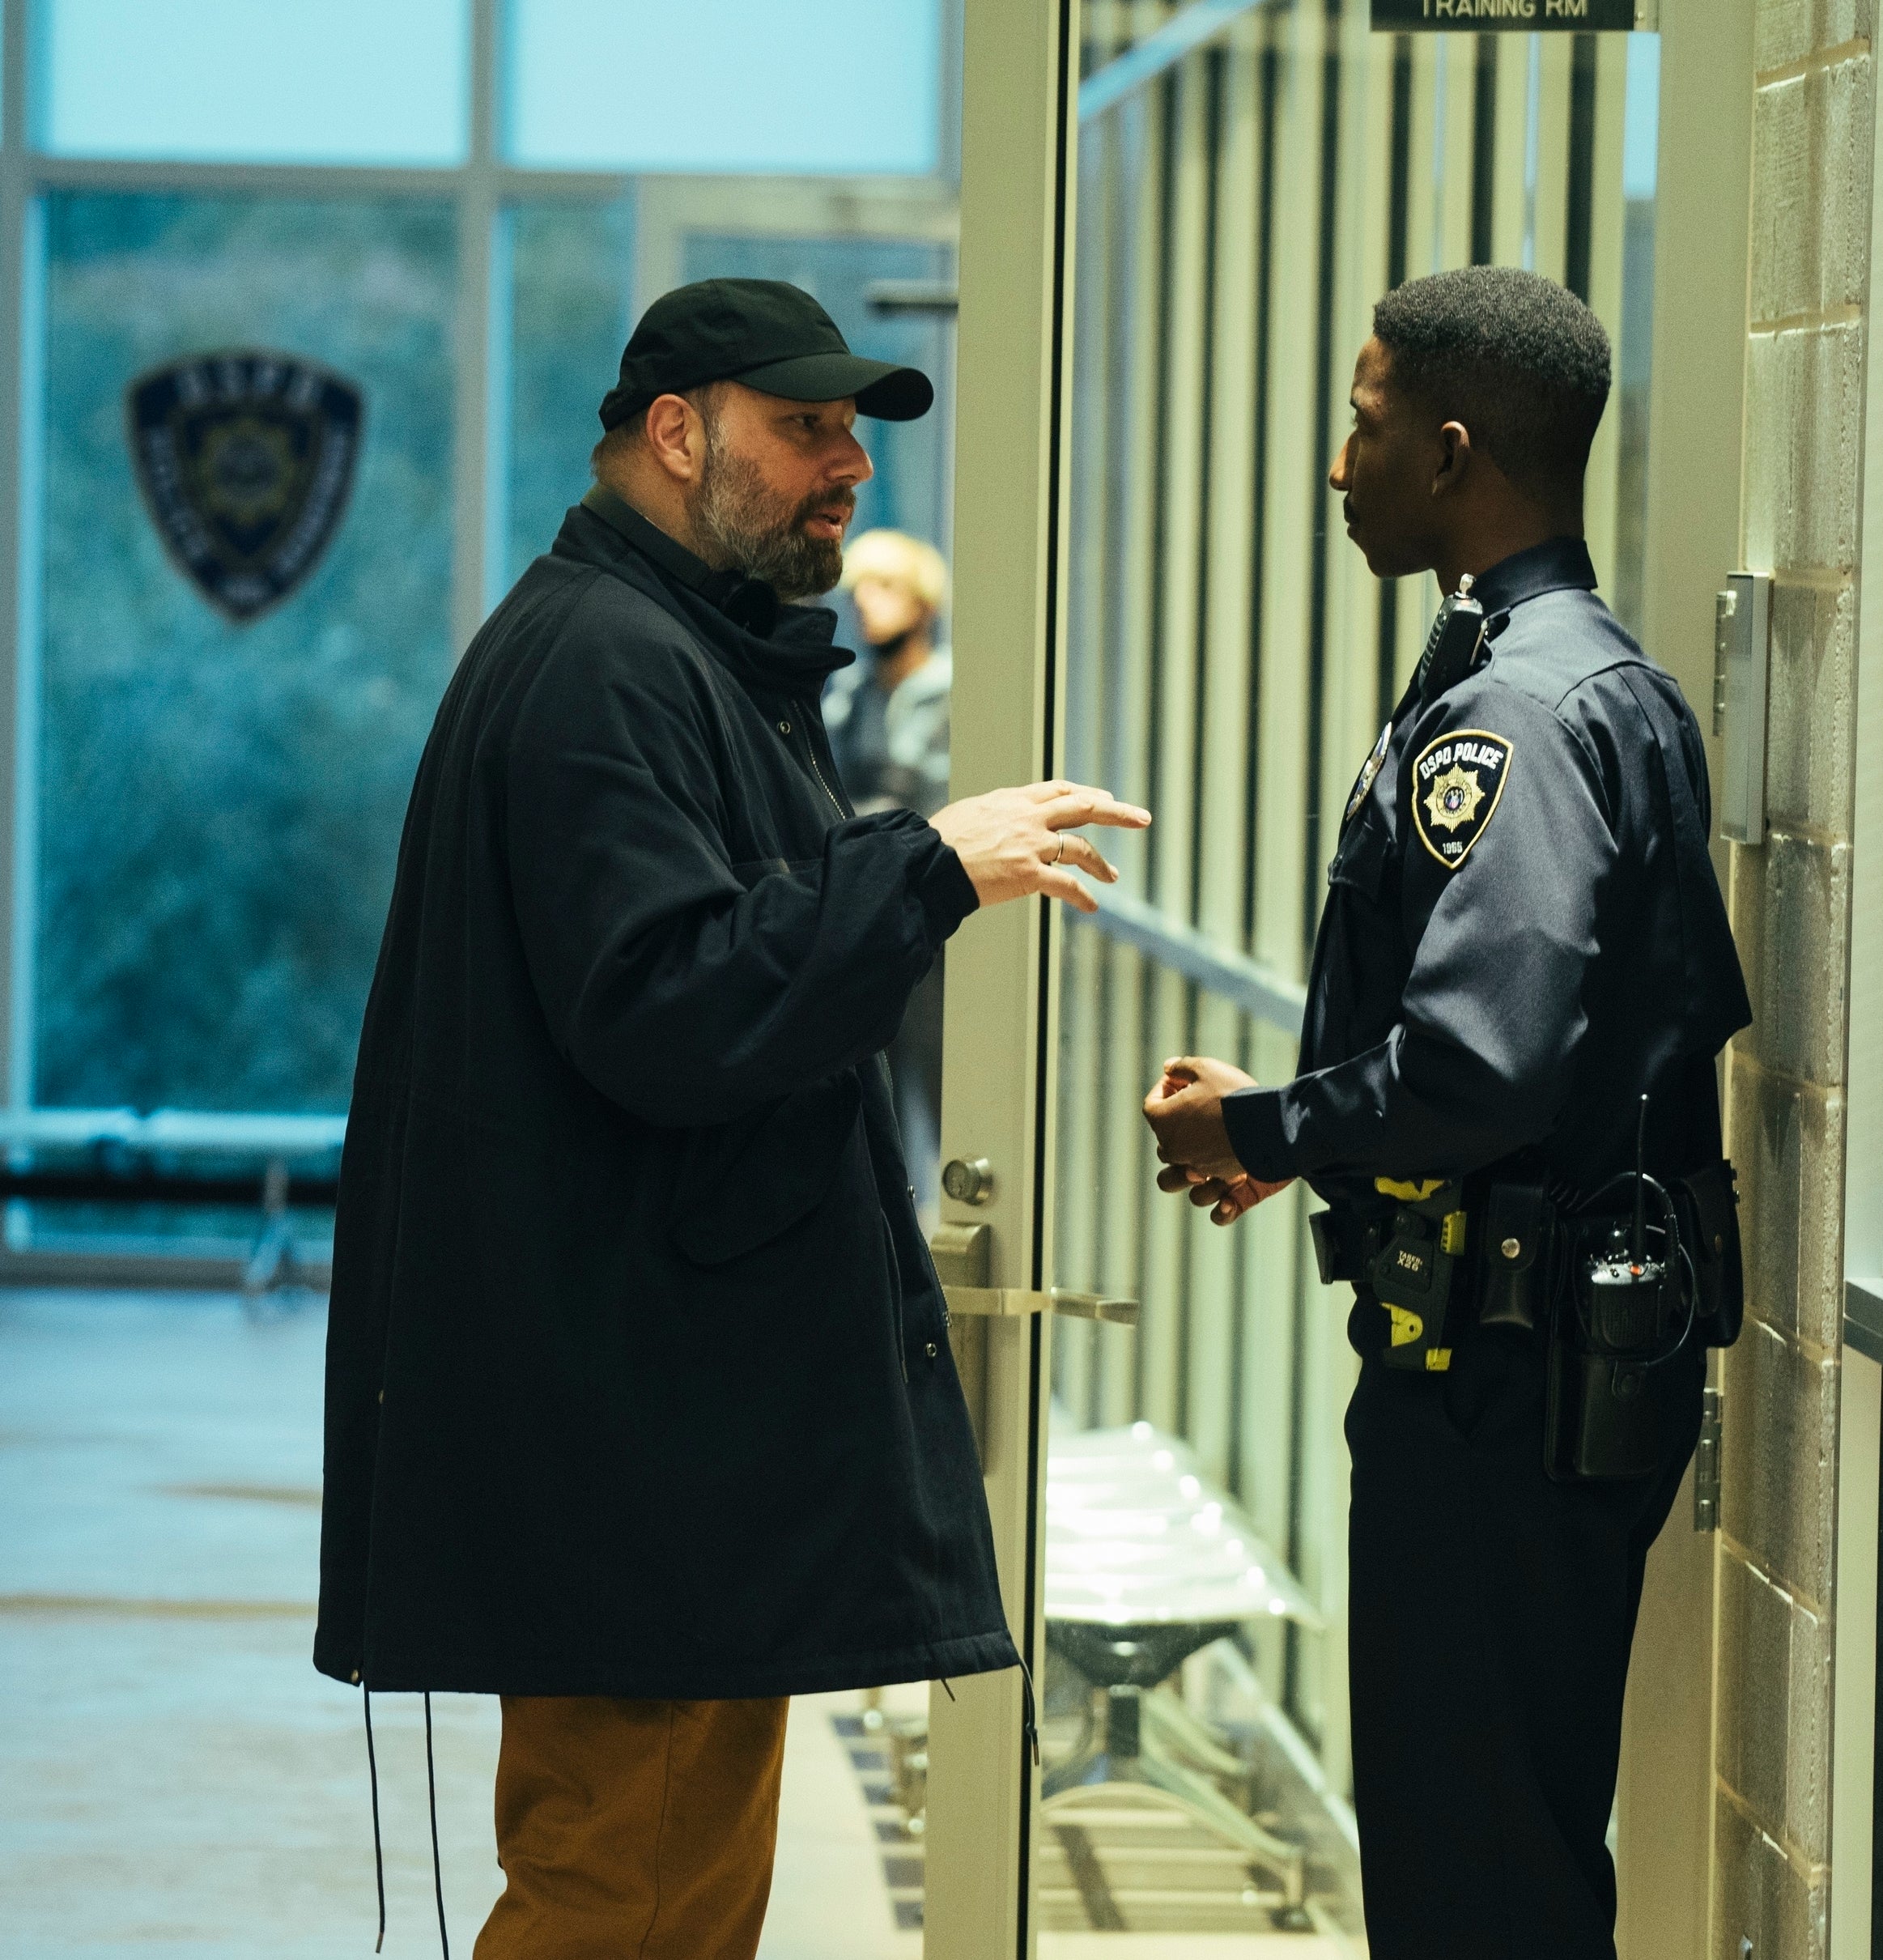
[
  {"left": 929, "top": 1222, "right": 1139, "bottom": 1324},
  {"left": 942, "top": 1284, "right": 1139, "bottom": 1324},
  {"left": 929, "top": 1222, "right": 1138, "bottom": 1473}
]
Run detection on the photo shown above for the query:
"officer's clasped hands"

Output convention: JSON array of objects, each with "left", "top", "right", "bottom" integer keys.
[
  {"left": 1142, "top": 1057, "right": 1294, "bottom": 1226},
  {"left": 929, "top": 779, "right": 1151, "bottom": 916}
]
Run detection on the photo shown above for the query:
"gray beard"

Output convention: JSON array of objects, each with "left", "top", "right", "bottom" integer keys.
[{"left": 689, "top": 421, "right": 846, "bottom": 603}]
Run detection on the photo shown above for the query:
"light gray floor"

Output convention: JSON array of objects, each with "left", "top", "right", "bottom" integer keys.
[
  {"left": 0, "top": 1290, "right": 1342, "bottom": 1960},
  {"left": 0, "top": 1290, "right": 931, "bottom": 1958}
]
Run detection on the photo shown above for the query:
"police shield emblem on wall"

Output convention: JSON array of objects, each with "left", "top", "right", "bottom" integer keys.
[{"left": 127, "top": 350, "right": 363, "bottom": 623}]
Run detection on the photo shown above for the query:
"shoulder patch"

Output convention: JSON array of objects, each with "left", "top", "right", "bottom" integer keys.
[{"left": 1411, "top": 729, "right": 1513, "bottom": 871}]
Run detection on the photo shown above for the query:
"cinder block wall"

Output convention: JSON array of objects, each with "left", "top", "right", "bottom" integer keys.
[{"left": 1715, "top": 1, "right": 1873, "bottom": 1950}]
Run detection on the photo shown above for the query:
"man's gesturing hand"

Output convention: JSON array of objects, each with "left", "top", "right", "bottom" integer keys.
[
  {"left": 1142, "top": 1057, "right": 1293, "bottom": 1225},
  {"left": 930, "top": 780, "right": 1151, "bottom": 915}
]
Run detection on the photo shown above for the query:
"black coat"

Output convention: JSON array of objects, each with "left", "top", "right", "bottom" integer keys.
[
  {"left": 1225, "top": 537, "right": 1749, "bottom": 1226},
  {"left": 314, "top": 495, "right": 1017, "bottom": 1699}
]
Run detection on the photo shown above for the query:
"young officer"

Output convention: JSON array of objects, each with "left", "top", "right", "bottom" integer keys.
[{"left": 1141, "top": 266, "right": 1749, "bottom": 1960}]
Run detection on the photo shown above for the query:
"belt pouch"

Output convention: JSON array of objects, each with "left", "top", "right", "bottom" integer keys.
[
  {"left": 1545, "top": 1341, "right": 1661, "bottom": 1481},
  {"left": 1675, "top": 1160, "right": 1743, "bottom": 1346},
  {"left": 1309, "top": 1210, "right": 1344, "bottom": 1287},
  {"left": 1479, "top": 1183, "right": 1554, "bottom": 1333}
]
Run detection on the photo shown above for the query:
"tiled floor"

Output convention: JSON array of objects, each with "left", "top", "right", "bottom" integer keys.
[{"left": 0, "top": 1290, "right": 1350, "bottom": 1958}]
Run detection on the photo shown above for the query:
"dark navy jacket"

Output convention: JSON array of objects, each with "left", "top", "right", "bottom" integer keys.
[
  {"left": 1223, "top": 538, "right": 1749, "bottom": 1233},
  {"left": 315, "top": 493, "right": 1016, "bottom": 1698}
]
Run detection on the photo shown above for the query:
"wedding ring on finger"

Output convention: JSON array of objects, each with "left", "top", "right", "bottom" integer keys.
[{"left": 1052, "top": 835, "right": 1065, "bottom": 865}]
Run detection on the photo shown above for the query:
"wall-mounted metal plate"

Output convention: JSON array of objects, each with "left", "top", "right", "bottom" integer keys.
[
  {"left": 1718, "top": 571, "right": 1772, "bottom": 847},
  {"left": 1370, "top": 0, "right": 1656, "bottom": 29}
]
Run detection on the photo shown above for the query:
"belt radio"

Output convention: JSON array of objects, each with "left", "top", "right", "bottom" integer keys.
[{"left": 1545, "top": 1096, "right": 1697, "bottom": 1481}]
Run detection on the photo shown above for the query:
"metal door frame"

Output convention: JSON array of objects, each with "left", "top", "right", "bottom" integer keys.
[{"left": 921, "top": 3, "right": 1079, "bottom": 1955}]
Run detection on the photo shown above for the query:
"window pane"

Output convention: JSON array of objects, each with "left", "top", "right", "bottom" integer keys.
[
  {"left": 506, "top": 199, "right": 636, "bottom": 585},
  {"left": 508, "top": 0, "right": 939, "bottom": 174},
  {"left": 37, "top": 194, "right": 457, "bottom": 1112},
  {"left": 679, "top": 232, "right": 954, "bottom": 554},
  {"left": 43, "top": 0, "right": 469, "bottom": 164}
]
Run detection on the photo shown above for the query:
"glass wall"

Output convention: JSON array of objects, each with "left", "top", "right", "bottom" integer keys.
[
  {"left": 2, "top": 0, "right": 961, "bottom": 1152},
  {"left": 0, "top": 5, "right": 966, "bottom": 1953},
  {"left": 37, "top": 194, "right": 457, "bottom": 1112},
  {"left": 1046, "top": 5, "right": 1660, "bottom": 1939}
]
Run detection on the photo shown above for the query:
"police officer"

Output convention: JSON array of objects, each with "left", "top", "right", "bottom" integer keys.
[{"left": 1141, "top": 266, "right": 1749, "bottom": 1960}]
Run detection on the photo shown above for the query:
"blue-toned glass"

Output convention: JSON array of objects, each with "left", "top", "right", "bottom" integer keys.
[
  {"left": 507, "top": 0, "right": 940, "bottom": 175},
  {"left": 506, "top": 199, "right": 637, "bottom": 585},
  {"left": 36, "top": 195, "right": 457, "bottom": 1112},
  {"left": 680, "top": 232, "right": 954, "bottom": 558},
  {"left": 42, "top": 0, "right": 469, "bottom": 164}
]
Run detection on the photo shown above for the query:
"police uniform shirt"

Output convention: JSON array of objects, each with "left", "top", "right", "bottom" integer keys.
[{"left": 1221, "top": 536, "right": 1749, "bottom": 1226}]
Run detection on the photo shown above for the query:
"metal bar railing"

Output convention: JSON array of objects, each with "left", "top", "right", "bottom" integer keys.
[
  {"left": 1076, "top": 889, "right": 1307, "bottom": 1038},
  {"left": 0, "top": 1108, "right": 345, "bottom": 1159},
  {"left": 1078, "top": 0, "right": 1268, "bottom": 123}
]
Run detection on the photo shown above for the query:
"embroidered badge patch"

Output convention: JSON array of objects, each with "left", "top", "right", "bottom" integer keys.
[{"left": 1410, "top": 729, "right": 1512, "bottom": 870}]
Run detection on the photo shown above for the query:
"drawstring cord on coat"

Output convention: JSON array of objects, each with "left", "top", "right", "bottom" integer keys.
[
  {"left": 1017, "top": 1655, "right": 1041, "bottom": 1767},
  {"left": 362, "top": 1687, "right": 386, "bottom": 1954},
  {"left": 937, "top": 1668, "right": 1040, "bottom": 1767},
  {"left": 425, "top": 1692, "right": 451, "bottom": 1959},
  {"left": 360, "top": 1686, "right": 451, "bottom": 1958}
]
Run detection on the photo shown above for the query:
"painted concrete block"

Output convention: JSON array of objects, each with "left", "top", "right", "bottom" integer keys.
[
  {"left": 1731, "top": 832, "right": 1852, "bottom": 1089},
  {"left": 1716, "top": 1550, "right": 1798, "bottom": 1835},
  {"left": 1765, "top": 578, "right": 1857, "bottom": 835},
  {"left": 1721, "top": 1312, "right": 1838, "bottom": 1605},
  {"left": 1728, "top": 1058, "right": 1847, "bottom": 1353},
  {"left": 1752, "top": 56, "right": 1875, "bottom": 324},
  {"left": 1715, "top": 1788, "right": 1830, "bottom": 1960},
  {"left": 1716, "top": 1551, "right": 1835, "bottom": 1864},
  {"left": 1757, "top": 0, "right": 1874, "bottom": 74},
  {"left": 1744, "top": 321, "right": 1866, "bottom": 574}
]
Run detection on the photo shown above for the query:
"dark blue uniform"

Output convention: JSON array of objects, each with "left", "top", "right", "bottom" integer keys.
[{"left": 1222, "top": 538, "right": 1749, "bottom": 1959}]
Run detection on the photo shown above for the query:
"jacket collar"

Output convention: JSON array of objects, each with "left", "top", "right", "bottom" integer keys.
[
  {"left": 1473, "top": 534, "right": 1599, "bottom": 620},
  {"left": 553, "top": 491, "right": 855, "bottom": 695},
  {"left": 579, "top": 483, "right": 784, "bottom": 636}
]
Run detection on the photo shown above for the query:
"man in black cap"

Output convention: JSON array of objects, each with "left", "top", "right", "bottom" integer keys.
[{"left": 315, "top": 278, "right": 1148, "bottom": 1958}]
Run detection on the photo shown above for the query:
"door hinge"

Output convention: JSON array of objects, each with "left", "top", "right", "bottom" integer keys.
[{"left": 1694, "top": 1386, "right": 1723, "bottom": 1532}]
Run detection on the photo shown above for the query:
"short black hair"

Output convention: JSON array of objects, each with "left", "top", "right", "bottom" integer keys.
[{"left": 1371, "top": 266, "right": 1611, "bottom": 500}]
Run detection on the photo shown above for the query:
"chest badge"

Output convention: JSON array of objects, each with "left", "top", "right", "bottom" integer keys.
[
  {"left": 1344, "top": 719, "right": 1393, "bottom": 826},
  {"left": 1411, "top": 729, "right": 1512, "bottom": 870}
]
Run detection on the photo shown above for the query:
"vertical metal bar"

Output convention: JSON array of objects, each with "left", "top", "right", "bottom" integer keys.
[
  {"left": 1240, "top": 33, "right": 1278, "bottom": 957},
  {"left": 1565, "top": 31, "right": 1598, "bottom": 300},
  {"left": 0, "top": 0, "right": 40, "bottom": 1110},
  {"left": 451, "top": 0, "right": 501, "bottom": 654},
  {"left": 1470, "top": 32, "right": 1497, "bottom": 265},
  {"left": 1299, "top": 0, "right": 1342, "bottom": 966},
  {"left": 1376, "top": 34, "right": 1413, "bottom": 731}
]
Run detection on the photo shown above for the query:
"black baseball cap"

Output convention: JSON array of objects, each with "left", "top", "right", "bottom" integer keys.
[{"left": 598, "top": 278, "right": 933, "bottom": 432}]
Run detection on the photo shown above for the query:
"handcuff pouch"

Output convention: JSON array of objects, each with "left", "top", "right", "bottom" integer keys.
[{"left": 1478, "top": 1182, "right": 1556, "bottom": 1333}]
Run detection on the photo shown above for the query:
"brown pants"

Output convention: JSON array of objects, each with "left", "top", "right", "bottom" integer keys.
[{"left": 474, "top": 1695, "right": 790, "bottom": 1960}]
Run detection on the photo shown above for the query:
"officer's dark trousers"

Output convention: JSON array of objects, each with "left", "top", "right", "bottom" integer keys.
[{"left": 1345, "top": 1320, "right": 1705, "bottom": 1960}]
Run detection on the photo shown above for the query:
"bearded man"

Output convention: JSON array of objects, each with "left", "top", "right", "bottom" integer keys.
[{"left": 315, "top": 278, "right": 1149, "bottom": 1960}]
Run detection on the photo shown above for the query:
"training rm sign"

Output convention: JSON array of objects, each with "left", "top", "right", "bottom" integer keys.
[{"left": 1370, "top": 0, "right": 1656, "bottom": 25}]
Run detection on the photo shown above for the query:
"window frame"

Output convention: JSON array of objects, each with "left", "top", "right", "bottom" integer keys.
[{"left": 0, "top": 0, "right": 962, "bottom": 1124}]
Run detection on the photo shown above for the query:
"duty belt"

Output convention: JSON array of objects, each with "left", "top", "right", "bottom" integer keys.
[{"left": 1310, "top": 1163, "right": 1741, "bottom": 1379}]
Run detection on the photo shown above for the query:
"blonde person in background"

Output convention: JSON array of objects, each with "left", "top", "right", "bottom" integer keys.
[{"left": 826, "top": 528, "right": 953, "bottom": 1219}]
